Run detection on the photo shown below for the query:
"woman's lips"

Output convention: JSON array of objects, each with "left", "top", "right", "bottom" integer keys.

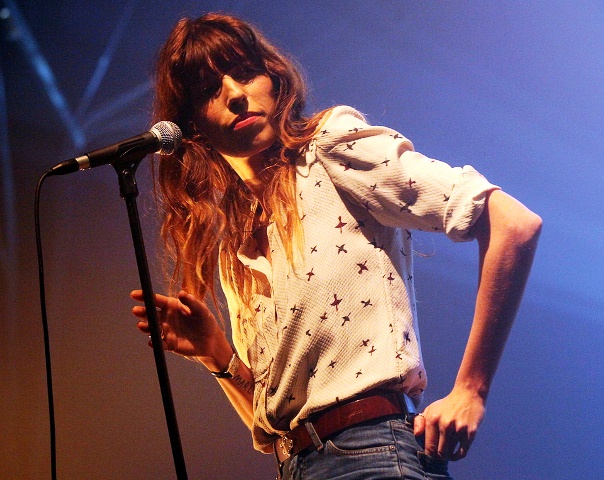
[{"left": 232, "top": 113, "right": 261, "bottom": 131}]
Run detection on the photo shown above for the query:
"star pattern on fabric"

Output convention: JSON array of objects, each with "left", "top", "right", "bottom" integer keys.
[
  {"left": 306, "top": 268, "right": 315, "bottom": 281},
  {"left": 335, "top": 216, "right": 347, "bottom": 233},
  {"left": 356, "top": 260, "right": 368, "bottom": 274},
  {"left": 330, "top": 294, "right": 342, "bottom": 311},
  {"left": 233, "top": 107, "right": 495, "bottom": 448}
]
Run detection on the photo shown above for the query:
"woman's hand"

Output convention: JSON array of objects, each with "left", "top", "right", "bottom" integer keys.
[
  {"left": 413, "top": 387, "right": 485, "bottom": 461},
  {"left": 130, "top": 289, "right": 226, "bottom": 359},
  {"left": 132, "top": 289, "right": 256, "bottom": 428}
]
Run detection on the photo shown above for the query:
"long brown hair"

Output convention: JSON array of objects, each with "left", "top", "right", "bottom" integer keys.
[{"left": 152, "top": 13, "right": 328, "bottom": 325}]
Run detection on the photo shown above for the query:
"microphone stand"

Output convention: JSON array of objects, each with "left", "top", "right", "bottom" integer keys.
[{"left": 113, "top": 155, "right": 188, "bottom": 480}]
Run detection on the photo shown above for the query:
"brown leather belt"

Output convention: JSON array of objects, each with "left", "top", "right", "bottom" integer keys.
[{"left": 274, "top": 391, "right": 415, "bottom": 464}]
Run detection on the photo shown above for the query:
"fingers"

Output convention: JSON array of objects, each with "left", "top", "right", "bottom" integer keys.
[
  {"left": 413, "top": 413, "right": 425, "bottom": 436},
  {"left": 450, "top": 446, "right": 467, "bottom": 462},
  {"left": 415, "top": 391, "right": 485, "bottom": 462},
  {"left": 130, "top": 289, "right": 143, "bottom": 301},
  {"left": 130, "top": 290, "right": 192, "bottom": 322},
  {"left": 424, "top": 422, "right": 458, "bottom": 460},
  {"left": 450, "top": 432, "right": 474, "bottom": 461},
  {"left": 422, "top": 413, "right": 438, "bottom": 458},
  {"left": 130, "top": 290, "right": 170, "bottom": 333},
  {"left": 147, "top": 335, "right": 170, "bottom": 351},
  {"left": 130, "top": 289, "right": 172, "bottom": 308},
  {"left": 130, "top": 289, "right": 204, "bottom": 318},
  {"left": 131, "top": 304, "right": 147, "bottom": 319},
  {"left": 177, "top": 290, "right": 211, "bottom": 317},
  {"left": 420, "top": 416, "right": 474, "bottom": 462},
  {"left": 129, "top": 289, "right": 217, "bottom": 357},
  {"left": 436, "top": 424, "right": 456, "bottom": 460}
]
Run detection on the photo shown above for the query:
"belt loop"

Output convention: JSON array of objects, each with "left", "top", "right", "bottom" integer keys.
[{"left": 304, "top": 421, "right": 324, "bottom": 452}]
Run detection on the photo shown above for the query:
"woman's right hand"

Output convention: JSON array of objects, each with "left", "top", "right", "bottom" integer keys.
[
  {"left": 131, "top": 289, "right": 256, "bottom": 427},
  {"left": 130, "top": 289, "right": 227, "bottom": 360}
]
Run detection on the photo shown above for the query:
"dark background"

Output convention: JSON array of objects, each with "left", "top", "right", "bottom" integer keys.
[{"left": 1, "top": 1, "right": 603, "bottom": 479}]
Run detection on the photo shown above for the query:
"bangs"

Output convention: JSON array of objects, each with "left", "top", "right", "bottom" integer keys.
[{"left": 195, "top": 22, "right": 267, "bottom": 88}]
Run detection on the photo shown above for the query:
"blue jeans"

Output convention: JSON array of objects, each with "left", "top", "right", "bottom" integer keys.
[{"left": 279, "top": 416, "right": 452, "bottom": 480}]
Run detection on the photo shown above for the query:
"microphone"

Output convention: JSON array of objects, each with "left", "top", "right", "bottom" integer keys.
[{"left": 49, "top": 121, "right": 182, "bottom": 176}]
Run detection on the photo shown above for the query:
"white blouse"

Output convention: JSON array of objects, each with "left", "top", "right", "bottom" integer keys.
[{"left": 221, "top": 106, "right": 499, "bottom": 451}]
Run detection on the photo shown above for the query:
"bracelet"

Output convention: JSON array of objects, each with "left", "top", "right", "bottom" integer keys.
[{"left": 209, "top": 350, "right": 240, "bottom": 379}]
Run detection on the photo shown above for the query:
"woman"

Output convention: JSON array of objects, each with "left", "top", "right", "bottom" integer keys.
[{"left": 131, "top": 13, "right": 542, "bottom": 479}]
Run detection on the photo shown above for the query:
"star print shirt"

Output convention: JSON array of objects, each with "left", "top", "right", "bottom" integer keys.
[{"left": 221, "top": 105, "right": 500, "bottom": 451}]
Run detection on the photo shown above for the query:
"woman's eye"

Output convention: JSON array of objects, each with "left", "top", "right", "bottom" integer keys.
[
  {"left": 200, "top": 83, "right": 221, "bottom": 99},
  {"left": 228, "top": 67, "right": 260, "bottom": 83},
  {"left": 236, "top": 74, "right": 255, "bottom": 84}
]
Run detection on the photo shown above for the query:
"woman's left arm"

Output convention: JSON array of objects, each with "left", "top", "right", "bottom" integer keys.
[{"left": 414, "top": 189, "right": 542, "bottom": 461}]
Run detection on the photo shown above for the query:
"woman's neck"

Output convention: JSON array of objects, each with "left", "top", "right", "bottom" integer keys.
[{"left": 223, "top": 153, "right": 272, "bottom": 200}]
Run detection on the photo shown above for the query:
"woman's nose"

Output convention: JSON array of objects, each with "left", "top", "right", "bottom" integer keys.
[{"left": 222, "top": 75, "right": 247, "bottom": 112}]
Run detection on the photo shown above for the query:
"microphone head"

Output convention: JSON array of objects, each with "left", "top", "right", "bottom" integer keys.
[{"left": 150, "top": 121, "right": 182, "bottom": 155}]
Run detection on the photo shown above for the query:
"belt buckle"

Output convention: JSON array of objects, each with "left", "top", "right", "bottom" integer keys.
[{"left": 278, "top": 434, "right": 294, "bottom": 461}]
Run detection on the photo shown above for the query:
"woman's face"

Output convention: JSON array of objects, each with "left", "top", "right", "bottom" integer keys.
[{"left": 195, "top": 74, "right": 278, "bottom": 162}]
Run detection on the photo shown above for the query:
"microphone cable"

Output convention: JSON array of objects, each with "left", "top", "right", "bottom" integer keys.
[{"left": 34, "top": 169, "right": 57, "bottom": 480}]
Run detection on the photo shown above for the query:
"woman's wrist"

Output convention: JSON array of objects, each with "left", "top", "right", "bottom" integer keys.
[
  {"left": 188, "top": 335, "right": 235, "bottom": 373},
  {"left": 209, "top": 348, "right": 240, "bottom": 378}
]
